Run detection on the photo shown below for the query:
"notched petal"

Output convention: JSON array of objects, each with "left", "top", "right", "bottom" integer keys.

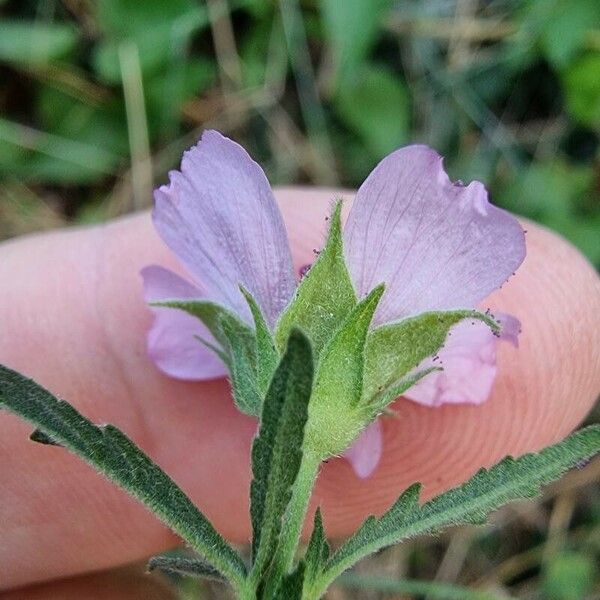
[{"left": 343, "top": 144, "right": 526, "bottom": 325}]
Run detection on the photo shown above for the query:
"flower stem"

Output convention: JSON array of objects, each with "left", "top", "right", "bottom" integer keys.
[{"left": 263, "top": 449, "right": 321, "bottom": 597}]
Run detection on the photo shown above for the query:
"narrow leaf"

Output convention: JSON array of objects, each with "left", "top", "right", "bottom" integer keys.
[
  {"left": 250, "top": 330, "right": 314, "bottom": 580},
  {"left": 275, "top": 202, "right": 357, "bottom": 358},
  {"left": 363, "top": 310, "right": 499, "bottom": 402},
  {"left": 273, "top": 562, "right": 306, "bottom": 600},
  {"left": 304, "top": 508, "right": 330, "bottom": 588},
  {"left": 147, "top": 555, "right": 225, "bottom": 582},
  {"left": 0, "top": 364, "right": 247, "bottom": 588},
  {"left": 315, "top": 426, "right": 600, "bottom": 595}
]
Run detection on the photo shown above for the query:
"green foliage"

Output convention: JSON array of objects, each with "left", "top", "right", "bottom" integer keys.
[
  {"left": 275, "top": 202, "right": 357, "bottom": 358},
  {"left": 562, "top": 53, "right": 600, "bottom": 128},
  {"left": 305, "top": 285, "right": 384, "bottom": 459},
  {"left": 542, "top": 551, "right": 595, "bottom": 600},
  {"left": 498, "top": 160, "right": 600, "bottom": 264},
  {"left": 309, "top": 425, "right": 600, "bottom": 597},
  {"left": 319, "top": 0, "right": 391, "bottom": 86},
  {"left": 334, "top": 65, "right": 410, "bottom": 158},
  {"left": 249, "top": 330, "right": 314, "bottom": 583},
  {"left": 0, "top": 364, "right": 247, "bottom": 590},
  {"left": 0, "top": 20, "right": 77, "bottom": 64},
  {"left": 522, "top": 0, "right": 600, "bottom": 68},
  {"left": 363, "top": 310, "right": 500, "bottom": 403}
]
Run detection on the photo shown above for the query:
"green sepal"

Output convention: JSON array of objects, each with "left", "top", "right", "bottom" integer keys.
[
  {"left": 249, "top": 329, "right": 314, "bottom": 582},
  {"left": 275, "top": 202, "right": 357, "bottom": 359},
  {"left": 312, "top": 425, "right": 600, "bottom": 597},
  {"left": 366, "top": 367, "right": 440, "bottom": 417},
  {"left": 241, "top": 285, "right": 280, "bottom": 396},
  {"left": 0, "top": 364, "right": 247, "bottom": 590},
  {"left": 363, "top": 310, "right": 500, "bottom": 403},
  {"left": 220, "top": 316, "right": 263, "bottom": 415},
  {"left": 154, "top": 299, "right": 261, "bottom": 416},
  {"left": 147, "top": 554, "right": 225, "bottom": 582},
  {"left": 305, "top": 285, "right": 384, "bottom": 459}
]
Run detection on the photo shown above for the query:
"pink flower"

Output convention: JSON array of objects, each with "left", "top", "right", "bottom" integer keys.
[{"left": 143, "top": 131, "right": 525, "bottom": 477}]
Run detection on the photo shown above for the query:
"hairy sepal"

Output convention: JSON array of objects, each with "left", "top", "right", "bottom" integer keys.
[
  {"left": 275, "top": 202, "right": 357, "bottom": 359},
  {"left": 363, "top": 310, "right": 500, "bottom": 403},
  {"left": 304, "top": 285, "right": 384, "bottom": 459}
]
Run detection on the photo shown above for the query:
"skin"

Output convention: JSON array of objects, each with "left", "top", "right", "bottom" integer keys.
[{"left": 0, "top": 187, "right": 599, "bottom": 596}]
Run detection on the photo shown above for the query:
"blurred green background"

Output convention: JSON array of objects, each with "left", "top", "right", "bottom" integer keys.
[{"left": 0, "top": 1, "right": 599, "bottom": 599}]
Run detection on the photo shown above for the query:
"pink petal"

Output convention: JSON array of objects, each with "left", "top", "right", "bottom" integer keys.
[
  {"left": 404, "top": 313, "right": 520, "bottom": 407},
  {"left": 142, "top": 266, "right": 227, "bottom": 380},
  {"left": 343, "top": 419, "right": 383, "bottom": 478},
  {"left": 343, "top": 145, "right": 526, "bottom": 325},
  {"left": 153, "top": 130, "right": 295, "bottom": 327}
]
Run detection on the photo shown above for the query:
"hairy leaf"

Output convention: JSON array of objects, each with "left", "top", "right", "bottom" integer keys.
[
  {"left": 0, "top": 364, "right": 246, "bottom": 588},
  {"left": 250, "top": 330, "right": 314, "bottom": 581},
  {"left": 275, "top": 202, "right": 357, "bottom": 358},
  {"left": 304, "top": 508, "right": 330, "bottom": 589},
  {"left": 363, "top": 310, "right": 499, "bottom": 403},
  {"left": 312, "top": 426, "right": 600, "bottom": 596},
  {"left": 273, "top": 562, "right": 306, "bottom": 600},
  {"left": 147, "top": 554, "right": 225, "bottom": 581}
]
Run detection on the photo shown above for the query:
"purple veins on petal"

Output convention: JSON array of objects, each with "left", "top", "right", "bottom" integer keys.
[
  {"left": 343, "top": 145, "right": 526, "bottom": 326},
  {"left": 152, "top": 130, "right": 296, "bottom": 328}
]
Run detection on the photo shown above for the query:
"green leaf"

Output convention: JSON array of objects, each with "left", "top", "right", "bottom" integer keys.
[
  {"left": 241, "top": 286, "right": 280, "bottom": 396},
  {"left": 335, "top": 64, "right": 410, "bottom": 158},
  {"left": 0, "top": 364, "right": 247, "bottom": 589},
  {"left": 362, "top": 310, "right": 500, "bottom": 403},
  {"left": 312, "top": 426, "right": 600, "bottom": 597},
  {"left": 562, "top": 53, "right": 600, "bottom": 128},
  {"left": 319, "top": 0, "right": 391, "bottom": 85},
  {"left": 275, "top": 202, "right": 357, "bottom": 359},
  {"left": 0, "top": 20, "right": 78, "bottom": 65},
  {"left": 249, "top": 330, "right": 314, "bottom": 581},
  {"left": 147, "top": 555, "right": 225, "bottom": 582},
  {"left": 153, "top": 299, "right": 261, "bottom": 415},
  {"left": 542, "top": 551, "right": 595, "bottom": 600},
  {"left": 303, "top": 508, "right": 330, "bottom": 589},
  {"left": 305, "top": 285, "right": 384, "bottom": 459},
  {"left": 273, "top": 562, "right": 306, "bottom": 600}
]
